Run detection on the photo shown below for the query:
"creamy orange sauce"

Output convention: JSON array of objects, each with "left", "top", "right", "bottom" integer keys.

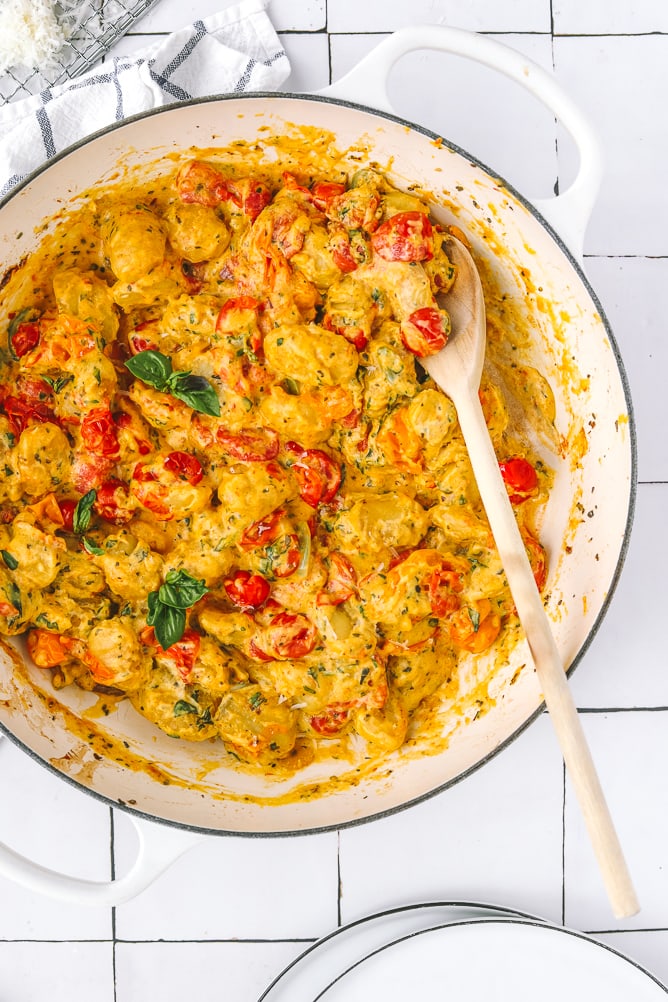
[{"left": 0, "top": 124, "right": 570, "bottom": 806}]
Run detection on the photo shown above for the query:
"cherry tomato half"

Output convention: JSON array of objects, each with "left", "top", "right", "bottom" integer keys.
[
  {"left": 317, "top": 552, "right": 357, "bottom": 606},
  {"left": 284, "top": 441, "right": 342, "bottom": 508},
  {"left": 371, "top": 211, "right": 433, "bottom": 262},
  {"left": 310, "top": 702, "right": 352, "bottom": 735},
  {"left": 240, "top": 508, "right": 285, "bottom": 550},
  {"left": 163, "top": 450, "right": 204, "bottom": 485},
  {"left": 401, "top": 306, "right": 450, "bottom": 358},
  {"left": 57, "top": 499, "right": 77, "bottom": 532},
  {"left": 258, "top": 611, "right": 318, "bottom": 660},
  {"left": 428, "top": 563, "right": 464, "bottom": 617},
  {"left": 27, "top": 629, "right": 73, "bottom": 668},
  {"left": 142, "top": 625, "right": 201, "bottom": 680},
  {"left": 94, "top": 478, "right": 135, "bottom": 525},
  {"left": 224, "top": 570, "right": 271, "bottom": 610},
  {"left": 310, "top": 181, "right": 347, "bottom": 211},
  {"left": 81, "top": 407, "right": 120, "bottom": 458},
  {"left": 2, "top": 395, "right": 56, "bottom": 437},
  {"left": 215, "top": 427, "right": 279, "bottom": 462},
  {"left": 523, "top": 529, "right": 548, "bottom": 592},
  {"left": 225, "top": 177, "right": 272, "bottom": 221},
  {"left": 10, "top": 320, "right": 41, "bottom": 358},
  {"left": 499, "top": 456, "right": 539, "bottom": 504}
]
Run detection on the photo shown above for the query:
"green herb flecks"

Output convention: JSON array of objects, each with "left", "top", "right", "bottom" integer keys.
[{"left": 0, "top": 549, "right": 18, "bottom": 570}]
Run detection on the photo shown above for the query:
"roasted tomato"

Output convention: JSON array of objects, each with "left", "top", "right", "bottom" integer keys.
[
  {"left": 57, "top": 498, "right": 77, "bottom": 532},
  {"left": 371, "top": 211, "right": 434, "bottom": 262},
  {"left": 80, "top": 407, "right": 120, "bottom": 458},
  {"left": 255, "top": 610, "right": 318, "bottom": 660},
  {"left": 224, "top": 570, "right": 271, "bottom": 610},
  {"left": 310, "top": 180, "right": 347, "bottom": 211},
  {"left": 163, "top": 450, "right": 204, "bottom": 485},
  {"left": 240, "top": 508, "right": 285, "bottom": 550},
  {"left": 523, "top": 529, "right": 548, "bottom": 592},
  {"left": 401, "top": 306, "right": 450, "bottom": 357},
  {"left": 93, "top": 478, "right": 135, "bottom": 525},
  {"left": 428, "top": 561, "right": 465, "bottom": 617},
  {"left": 131, "top": 451, "right": 208, "bottom": 520},
  {"left": 317, "top": 552, "right": 357, "bottom": 606},
  {"left": 215, "top": 428, "right": 279, "bottom": 462},
  {"left": 175, "top": 159, "right": 229, "bottom": 206},
  {"left": 27, "top": 629, "right": 73, "bottom": 667},
  {"left": 9, "top": 318, "right": 41, "bottom": 358},
  {"left": 310, "top": 702, "right": 352, "bottom": 735},
  {"left": 284, "top": 441, "right": 342, "bottom": 507},
  {"left": 499, "top": 456, "right": 539, "bottom": 504}
]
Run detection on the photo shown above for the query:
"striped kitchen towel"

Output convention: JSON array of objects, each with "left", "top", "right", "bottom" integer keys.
[{"left": 0, "top": 0, "right": 290, "bottom": 196}]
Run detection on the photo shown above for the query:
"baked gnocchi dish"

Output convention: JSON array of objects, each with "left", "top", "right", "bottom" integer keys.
[{"left": 0, "top": 155, "right": 551, "bottom": 772}]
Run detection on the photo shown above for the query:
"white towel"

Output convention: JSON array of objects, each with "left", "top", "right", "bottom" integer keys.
[{"left": 0, "top": 0, "right": 290, "bottom": 196}]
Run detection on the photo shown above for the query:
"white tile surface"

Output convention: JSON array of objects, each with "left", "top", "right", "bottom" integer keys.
[
  {"left": 2, "top": 1, "right": 668, "bottom": 1000},
  {"left": 553, "top": 35, "right": 668, "bottom": 256},
  {"left": 279, "top": 32, "right": 330, "bottom": 92},
  {"left": 114, "top": 815, "right": 338, "bottom": 940},
  {"left": 115, "top": 941, "right": 306, "bottom": 1002},
  {"left": 553, "top": 0, "right": 668, "bottom": 34},
  {"left": 564, "top": 711, "right": 668, "bottom": 932},
  {"left": 327, "top": 0, "right": 550, "bottom": 33},
  {"left": 0, "top": 943, "right": 114, "bottom": 1002},
  {"left": 339, "top": 716, "right": 565, "bottom": 926}
]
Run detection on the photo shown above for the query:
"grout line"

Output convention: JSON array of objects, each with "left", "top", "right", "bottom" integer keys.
[
  {"left": 112, "top": 937, "right": 319, "bottom": 944},
  {"left": 337, "top": 830, "right": 342, "bottom": 927},
  {"left": 110, "top": 808, "right": 118, "bottom": 1002},
  {"left": 561, "top": 759, "right": 566, "bottom": 926},
  {"left": 549, "top": 0, "right": 561, "bottom": 199},
  {"left": 584, "top": 254, "right": 668, "bottom": 260}
]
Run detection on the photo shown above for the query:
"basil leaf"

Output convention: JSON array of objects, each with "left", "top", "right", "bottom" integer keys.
[
  {"left": 126, "top": 350, "right": 220, "bottom": 417},
  {"left": 82, "top": 536, "right": 104, "bottom": 556},
  {"left": 173, "top": 699, "right": 199, "bottom": 717},
  {"left": 159, "top": 569, "right": 208, "bottom": 609},
  {"left": 125, "top": 349, "right": 172, "bottom": 391},
  {"left": 73, "top": 489, "right": 97, "bottom": 534},
  {"left": 1, "top": 549, "right": 18, "bottom": 570},
  {"left": 149, "top": 603, "right": 186, "bottom": 650},
  {"left": 168, "top": 372, "right": 221, "bottom": 417}
]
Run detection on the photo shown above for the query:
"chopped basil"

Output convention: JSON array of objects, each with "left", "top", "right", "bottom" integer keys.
[
  {"left": 125, "top": 349, "right": 220, "bottom": 417},
  {"left": 173, "top": 699, "right": 198, "bottom": 717},
  {"left": 248, "top": 691, "right": 267, "bottom": 711},
  {"left": 36, "top": 612, "right": 59, "bottom": 630},
  {"left": 82, "top": 537, "right": 104, "bottom": 556},
  {"left": 0, "top": 549, "right": 18, "bottom": 570},
  {"left": 42, "top": 374, "right": 73, "bottom": 393}
]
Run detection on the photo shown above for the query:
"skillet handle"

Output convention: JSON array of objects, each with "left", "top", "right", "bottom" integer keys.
[
  {"left": 0, "top": 812, "right": 202, "bottom": 905},
  {"left": 317, "top": 25, "right": 602, "bottom": 260}
]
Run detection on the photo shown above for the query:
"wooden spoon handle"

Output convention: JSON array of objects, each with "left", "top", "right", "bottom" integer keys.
[{"left": 454, "top": 389, "right": 639, "bottom": 919}]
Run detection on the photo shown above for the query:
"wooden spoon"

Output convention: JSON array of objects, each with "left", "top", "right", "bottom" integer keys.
[{"left": 423, "top": 235, "right": 639, "bottom": 919}]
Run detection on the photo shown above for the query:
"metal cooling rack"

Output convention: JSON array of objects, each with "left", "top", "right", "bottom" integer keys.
[{"left": 0, "top": 0, "right": 162, "bottom": 104}]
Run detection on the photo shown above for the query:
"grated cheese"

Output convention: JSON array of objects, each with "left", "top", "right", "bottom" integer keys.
[{"left": 0, "top": 0, "right": 69, "bottom": 74}]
